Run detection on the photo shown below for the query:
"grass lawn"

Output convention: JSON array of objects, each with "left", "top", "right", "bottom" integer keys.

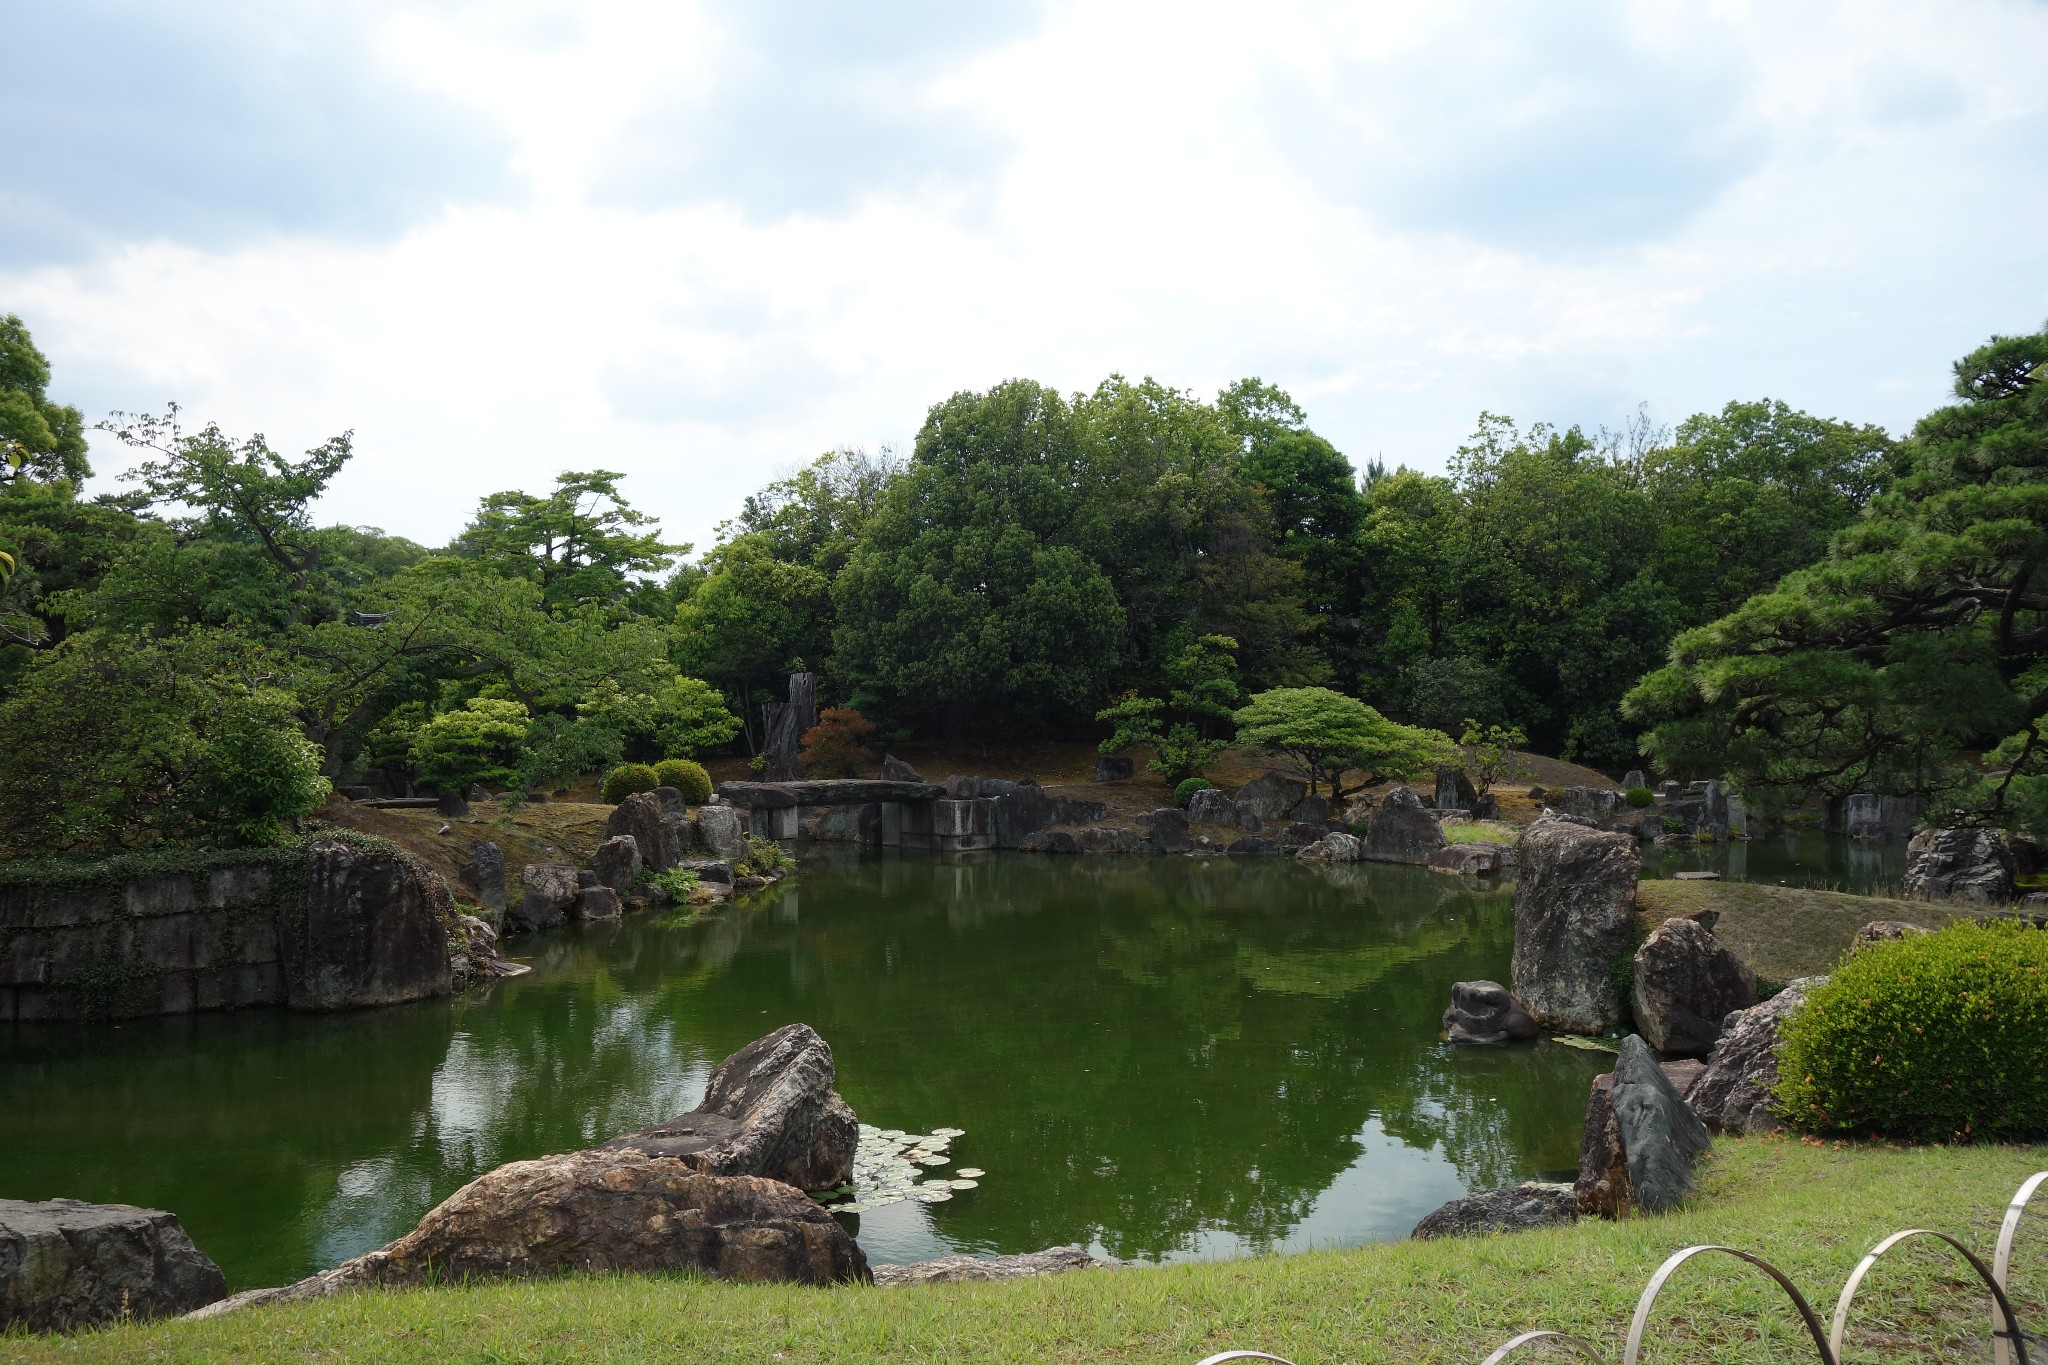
[
  {"left": 1636, "top": 879, "right": 1981, "bottom": 983},
  {"left": 14, "top": 1140, "right": 2043, "bottom": 1364}
]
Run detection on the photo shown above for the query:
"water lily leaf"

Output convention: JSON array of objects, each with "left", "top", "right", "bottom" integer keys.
[
  {"left": 932, "top": 1127, "right": 965, "bottom": 1138},
  {"left": 916, "top": 1155, "right": 950, "bottom": 1166},
  {"left": 912, "top": 1188, "right": 953, "bottom": 1202},
  {"left": 955, "top": 1168, "right": 985, "bottom": 1178},
  {"left": 948, "top": 1179, "right": 979, "bottom": 1190}
]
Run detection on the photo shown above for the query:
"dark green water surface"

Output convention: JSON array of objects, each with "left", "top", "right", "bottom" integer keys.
[{"left": 0, "top": 850, "right": 1610, "bottom": 1289}]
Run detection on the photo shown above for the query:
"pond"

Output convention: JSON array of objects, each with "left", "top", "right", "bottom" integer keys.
[
  {"left": 1, "top": 850, "right": 1613, "bottom": 1290},
  {"left": 1639, "top": 831, "right": 1909, "bottom": 897}
]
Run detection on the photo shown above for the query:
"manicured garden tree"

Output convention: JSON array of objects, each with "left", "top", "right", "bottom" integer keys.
[
  {"left": 601, "top": 762, "right": 660, "bottom": 803},
  {"left": 410, "top": 697, "right": 532, "bottom": 794},
  {"left": 1458, "top": 719, "right": 1530, "bottom": 797},
  {"left": 801, "top": 707, "right": 878, "bottom": 778},
  {"left": 1626, "top": 327, "right": 2048, "bottom": 828},
  {"left": 653, "top": 757, "right": 713, "bottom": 804},
  {"left": 1096, "top": 634, "right": 1242, "bottom": 784},
  {"left": 1232, "top": 686, "right": 1456, "bottom": 800}
]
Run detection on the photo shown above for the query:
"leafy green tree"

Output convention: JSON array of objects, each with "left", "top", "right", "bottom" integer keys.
[
  {"left": 1097, "top": 634, "right": 1242, "bottom": 783},
  {"left": 1626, "top": 328, "right": 2048, "bottom": 825},
  {"left": 1233, "top": 686, "right": 1455, "bottom": 799},
  {"left": 577, "top": 671, "right": 740, "bottom": 757},
  {"left": 673, "top": 534, "right": 833, "bottom": 746},
  {"left": 410, "top": 697, "right": 532, "bottom": 792},
  {"left": 0, "top": 315, "right": 89, "bottom": 485},
  {"left": 452, "top": 469, "right": 681, "bottom": 615},
  {"left": 1458, "top": 720, "right": 1530, "bottom": 797}
]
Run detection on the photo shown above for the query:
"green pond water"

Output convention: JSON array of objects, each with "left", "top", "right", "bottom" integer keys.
[{"left": 1, "top": 850, "right": 1623, "bottom": 1289}]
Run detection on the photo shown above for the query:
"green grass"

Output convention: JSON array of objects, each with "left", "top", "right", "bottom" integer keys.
[
  {"left": 14, "top": 1141, "right": 2044, "bottom": 1363},
  {"left": 1636, "top": 879, "right": 1980, "bottom": 982},
  {"left": 1442, "top": 819, "right": 1522, "bottom": 845}
]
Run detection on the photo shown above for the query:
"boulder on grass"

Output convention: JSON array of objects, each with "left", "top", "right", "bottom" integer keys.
[
  {"left": 1575, "top": 1036, "right": 1710, "bottom": 1217},
  {"left": 1361, "top": 786, "right": 1446, "bottom": 865},
  {"left": 1683, "top": 977, "right": 1822, "bottom": 1135},
  {"left": 879, "top": 754, "right": 925, "bottom": 782},
  {"left": 1141, "top": 807, "right": 1191, "bottom": 853},
  {"left": 1091, "top": 754, "right": 1134, "bottom": 783},
  {"left": 1434, "top": 768, "right": 1478, "bottom": 813},
  {"left": 1903, "top": 827, "right": 2014, "bottom": 902},
  {"left": 1851, "top": 920, "right": 1929, "bottom": 953},
  {"left": 1630, "top": 917, "right": 1757, "bottom": 1056},
  {"left": 458, "top": 840, "right": 506, "bottom": 923},
  {"left": 696, "top": 804, "right": 750, "bottom": 861},
  {"left": 1429, "top": 841, "right": 1511, "bottom": 876},
  {"left": 1441, "top": 979, "right": 1538, "bottom": 1046},
  {"left": 873, "top": 1245, "right": 1098, "bottom": 1286},
  {"left": 1411, "top": 1183, "right": 1576, "bottom": 1239},
  {"left": 601, "top": 1023, "right": 858, "bottom": 1191},
  {"left": 1511, "top": 818, "right": 1639, "bottom": 1034},
  {"left": 2, "top": 1198, "right": 227, "bottom": 1332}
]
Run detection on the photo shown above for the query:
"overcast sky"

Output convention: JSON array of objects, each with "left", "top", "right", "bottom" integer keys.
[{"left": 5, "top": 0, "right": 2046, "bottom": 555}]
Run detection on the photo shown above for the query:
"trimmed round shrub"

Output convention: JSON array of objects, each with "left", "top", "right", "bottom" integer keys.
[
  {"left": 652, "top": 758, "right": 712, "bottom": 804},
  {"left": 1175, "top": 777, "right": 1214, "bottom": 808},
  {"left": 1625, "top": 785, "right": 1655, "bottom": 807},
  {"left": 602, "top": 762, "right": 661, "bottom": 804},
  {"left": 1774, "top": 920, "right": 2048, "bottom": 1142}
]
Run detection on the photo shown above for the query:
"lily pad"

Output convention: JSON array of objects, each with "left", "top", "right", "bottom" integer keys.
[
  {"left": 955, "top": 1167, "right": 985, "bottom": 1178},
  {"left": 912, "top": 1187, "right": 953, "bottom": 1203},
  {"left": 931, "top": 1127, "right": 965, "bottom": 1137},
  {"left": 916, "top": 1154, "right": 950, "bottom": 1166},
  {"left": 948, "top": 1179, "right": 979, "bottom": 1190}
]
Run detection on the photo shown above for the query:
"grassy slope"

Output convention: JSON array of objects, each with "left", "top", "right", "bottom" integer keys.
[
  {"left": 1637, "top": 879, "right": 1978, "bottom": 983},
  {"left": 17, "top": 1141, "right": 2044, "bottom": 1364}
]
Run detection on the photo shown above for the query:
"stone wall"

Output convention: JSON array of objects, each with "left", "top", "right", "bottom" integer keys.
[{"left": 0, "top": 838, "right": 454, "bottom": 1023}]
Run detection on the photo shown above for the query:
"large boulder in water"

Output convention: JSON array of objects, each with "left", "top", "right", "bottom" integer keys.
[
  {"left": 1511, "top": 818, "right": 1639, "bottom": 1033},
  {"left": 696, "top": 804, "right": 749, "bottom": 860},
  {"left": 2, "top": 1198, "right": 227, "bottom": 1331},
  {"left": 1441, "top": 979, "right": 1538, "bottom": 1046},
  {"left": 509, "top": 862, "right": 578, "bottom": 935},
  {"left": 601, "top": 1023, "right": 858, "bottom": 1191},
  {"left": 285, "top": 839, "right": 453, "bottom": 1008},
  {"left": 1904, "top": 827, "right": 2013, "bottom": 902},
  {"left": 1411, "top": 1183, "right": 1576, "bottom": 1239},
  {"left": 1631, "top": 917, "right": 1756, "bottom": 1056},
  {"left": 590, "top": 835, "right": 642, "bottom": 891},
  {"left": 1360, "top": 786, "right": 1445, "bottom": 865},
  {"left": 1683, "top": 977, "right": 1822, "bottom": 1135}
]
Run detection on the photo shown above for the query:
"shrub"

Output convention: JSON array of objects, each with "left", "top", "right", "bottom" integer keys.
[
  {"left": 412, "top": 698, "right": 533, "bottom": 793},
  {"left": 602, "top": 762, "right": 661, "bottom": 804},
  {"left": 1774, "top": 920, "right": 2048, "bottom": 1142},
  {"left": 1175, "top": 777, "right": 1214, "bottom": 808},
  {"left": 1662, "top": 814, "right": 1686, "bottom": 834},
  {"left": 800, "top": 707, "right": 877, "bottom": 778},
  {"left": 738, "top": 834, "right": 788, "bottom": 877},
  {"left": 1625, "top": 785, "right": 1655, "bottom": 807},
  {"left": 652, "top": 758, "right": 712, "bottom": 804}
]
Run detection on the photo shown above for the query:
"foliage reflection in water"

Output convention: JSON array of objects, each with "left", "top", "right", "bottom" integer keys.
[{"left": 0, "top": 850, "right": 1608, "bottom": 1288}]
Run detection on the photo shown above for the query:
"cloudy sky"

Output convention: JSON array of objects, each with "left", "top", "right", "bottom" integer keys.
[{"left": 5, "top": 0, "right": 2046, "bottom": 554}]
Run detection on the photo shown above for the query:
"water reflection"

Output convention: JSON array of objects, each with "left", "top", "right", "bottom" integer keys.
[
  {"left": 1, "top": 850, "right": 1607, "bottom": 1287},
  {"left": 1640, "top": 832, "right": 1909, "bottom": 896}
]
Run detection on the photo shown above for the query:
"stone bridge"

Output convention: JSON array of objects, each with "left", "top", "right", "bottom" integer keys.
[{"left": 716, "top": 778, "right": 1107, "bottom": 853}]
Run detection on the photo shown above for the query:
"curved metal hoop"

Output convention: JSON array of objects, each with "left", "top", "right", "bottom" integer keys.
[
  {"left": 1479, "top": 1329, "right": 1611, "bottom": 1364},
  {"left": 1194, "top": 1353, "right": 1300, "bottom": 1365},
  {"left": 1995, "top": 1173, "right": 2048, "bottom": 1365},
  {"left": 1623, "top": 1245, "right": 1837, "bottom": 1365},
  {"left": 1828, "top": 1227, "right": 2028, "bottom": 1365}
]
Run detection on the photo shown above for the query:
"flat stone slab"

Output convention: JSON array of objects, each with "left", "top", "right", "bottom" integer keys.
[
  {"left": 872, "top": 1245, "right": 1099, "bottom": 1285},
  {"left": 717, "top": 780, "right": 945, "bottom": 809}
]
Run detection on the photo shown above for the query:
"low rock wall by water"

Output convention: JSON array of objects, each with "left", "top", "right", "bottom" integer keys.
[{"left": 0, "top": 838, "right": 456, "bottom": 1023}]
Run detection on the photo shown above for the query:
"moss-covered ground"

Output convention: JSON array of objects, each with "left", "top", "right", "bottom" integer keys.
[
  {"left": 12, "top": 1140, "right": 2043, "bottom": 1363},
  {"left": 1635, "top": 878, "right": 1985, "bottom": 983}
]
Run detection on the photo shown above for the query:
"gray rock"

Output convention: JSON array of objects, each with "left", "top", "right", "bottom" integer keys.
[
  {"left": 607, "top": 792, "right": 685, "bottom": 872},
  {"left": 759, "top": 672, "right": 819, "bottom": 783},
  {"left": 509, "top": 863, "right": 579, "bottom": 935},
  {"left": 1684, "top": 977, "right": 1822, "bottom": 1136},
  {"left": 1441, "top": 979, "right": 1538, "bottom": 1046},
  {"left": 601, "top": 1023, "right": 859, "bottom": 1191},
  {"left": 1631, "top": 917, "right": 1757, "bottom": 1056},
  {"left": 1511, "top": 818, "right": 1640, "bottom": 1033},
  {"left": 873, "top": 1245, "right": 1097, "bottom": 1286},
  {"left": 1073, "top": 826, "right": 1145, "bottom": 854},
  {"left": 993, "top": 783, "right": 1056, "bottom": 847},
  {"left": 1142, "top": 807, "right": 1191, "bottom": 853},
  {"left": 1851, "top": 920, "right": 1929, "bottom": 953},
  {"left": 285, "top": 840, "right": 453, "bottom": 1008},
  {"left": 468, "top": 783, "right": 491, "bottom": 803},
  {"left": 978, "top": 778, "right": 1018, "bottom": 799},
  {"left": 576, "top": 869, "right": 600, "bottom": 889},
  {"left": 1235, "top": 771, "right": 1308, "bottom": 822},
  {"left": 1018, "top": 830, "right": 1081, "bottom": 854},
  {"left": 1185, "top": 788, "right": 1236, "bottom": 825},
  {"left": 1434, "top": 768, "right": 1478, "bottom": 812},
  {"left": 458, "top": 841, "right": 506, "bottom": 923},
  {"left": 1278, "top": 820, "right": 1327, "bottom": 850},
  {"left": 575, "top": 885, "right": 621, "bottom": 920},
  {"left": 1226, "top": 835, "right": 1279, "bottom": 856},
  {"left": 1472, "top": 792, "right": 1500, "bottom": 820},
  {"left": 1429, "top": 841, "right": 1512, "bottom": 876},
  {"left": 436, "top": 789, "right": 469, "bottom": 818},
  {"left": 696, "top": 804, "right": 750, "bottom": 861},
  {"left": 1622, "top": 770, "right": 1647, "bottom": 792},
  {"left": 1289, "top": 794, "right": 1332, "bottom": 824},
  {"left": 674, "top": 857, "right": 735, "bottom": 886},
  {"left": 1361, "top": 786, "right": 1446, "bottom": 865},
  {"left": 1411, "top": 1183, "right": 1576, "bottom": 1240},
  {"left": 1842, "top": 793, "right": 1916, "bottom": 840},
  {"left": 945, "top": 775, "right": 981, "bottom": 799},
  {"left": 1297, "top": 831, "right": 1361, "bottom": 862},
  {"left": 879, "top": 754, "right": 925, "bottom": 782},
  {"left": 1091, "top": 754, "right": 1135, "bottom": 782},
  {"left": 1904, "top": 827, "right": 2014, "bottom": 901},
  {"left": 591, "top": 835, "right": 643, "bottom": 892},
  {"left": 1050, "top": 796, "right": 1109, "bottom": 825},
  {"left": 2, "top": 1198, "right": 228, "bottom": 1332},
  {"left": 1553, "top": 786, "right": 1627, "bottom": 823},
  {"left": 1609, "top": 1035, "right": 1711, "bottom": 1213}
]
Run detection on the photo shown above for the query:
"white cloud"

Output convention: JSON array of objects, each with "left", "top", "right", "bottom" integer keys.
[{"left": 5, "top": 0, "right": 2047, "bottom": 555}]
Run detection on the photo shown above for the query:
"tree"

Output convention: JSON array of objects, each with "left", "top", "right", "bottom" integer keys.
[
  {"left": 577, "top": 672, "right": 741, "bottom": 758},
  {"left": 801, "top": 707, "right": 877, "bottom": 777},
  {"left": 452, "top": 469, "right": 681, "bottom": 615},
  {"left": 1458, "top": 720, "right": 1530, "bottom": 797},
  {"left": 1232, "top": 686, "right": 1455, "bottom": 800},
  {"left": 0, "top": 315, "right": 89, "bottom": 485},
  {"left": 673, "top": 534, "right": 833, "bottom": 748},
  {"left": 410, "top": 697, "right": 533, "bottom": 793},
  {"left": 1624, "top": 328, "right": 2048, "bottom": 825},
  {"left": 1097, "top": 634, "right": 1242, "bottom": 783}
]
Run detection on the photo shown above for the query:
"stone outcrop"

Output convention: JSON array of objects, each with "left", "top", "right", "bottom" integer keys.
[
  {"left": 1141, "top": 807, "right": 1191, "bottom": 853},
  {"left": 1630, "top": 917, "right": 1756, "bottom": 1056},
  {"left": 879, "top": 754, "right": 926, "bottom": 782},
  {"left": 1553, "top": 787, "right": 1626, "bottom": 824},
  {"left": 1073, "top": 826, "right": 1145, "bottom": 854},
  {"left": 1361, "top": 787, "right": 1445, "bottom": 865},
  {"left": 509, "top": 863, "right": 579, "bottom": 935},
  {"left": 575, "top": 886, "right": 620, "bottom": 920},
  {"left": 1226, "top": 835, "right": 1279, "bottom": 856},
  {"left": 759, "top": 672, "right": 819, "bottom": 783},
  {"left": 1576, "top": 1037, "right": 1711, "bottom": 1217},
  {"left": 606, "top": 793, "right": 685, "bottom": 872},
  {"left": 1851, "top": 920, "right": 1929, "bottom": 953},
  {"left": 1185, "top": 788, "right": 1237, "bottom": 825},
  {"left": 1297, "top": 831, "right": 1361, "bottom": 862},
  {"left": 1841, "top": 793, "right": 1916, "bottom": 840},
  {"left": 872, "top": 1245, "right": 1098, "bottom": 1286},
  {"left": 2, "top": 1199, "right": 226, "bottom": 1332},
  {"left": 1441, "top": 979, "right": 1538, "bottom": 1046},
  {"left": 1411, "top": 1183, "right": 1576, "bottom": 1239},
  {"left": 1511, "top": 818, "right": 1639, "bottom": 1034},
  {"left": 1278, "top": 820, "right": 1327, "bottom": 850},
  {"left": 1429, "top": 841, "right": 1511, "bottom": 876},
  {"left": 601, "top": 1023, "right": 857, "bottom": 1191},
  {"left": 1234, "top": 771, "right": 1308, "bottom": 823},
  {"left": 285, "top": 839, "right": 453, "bottom": 1010},
  {"left": 458, "top": 841, "right": 506, "bottom": 923},
  {"left": 1683, "top": 977, "right": 1821, "bottom": 1136},
  {"left": 590, "top": 835, "right": 642, "bottom": 891},
  {"left": 1018, "top": 830, "right": 1081, "bottom": 854},
  {"left": 1904, "top": 827, "right": 2013, "bottom": 901},
  {"left": 1091, "top": 754, "right": 1134, "bottom": 782},
  {"left": 993, "top": 783, "right": 1057, "bottom": 848},
  {"left": 1434, "top": 769, "right": 1478, "bottom": 813},
  {"left": 696, "top": 805, "right": 750, "bottom": 861}
]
